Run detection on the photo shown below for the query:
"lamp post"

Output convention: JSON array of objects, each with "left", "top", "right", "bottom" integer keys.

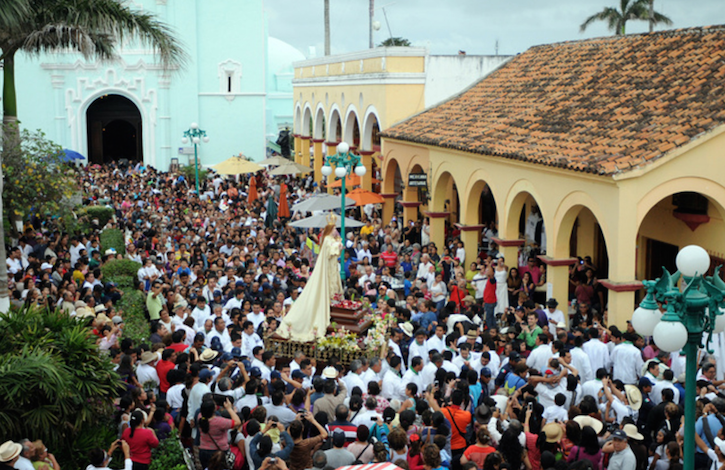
[
  {"left": 181, "top": 122, "right": 210, "bottom": 195},
  {"left": 631, "top": 245, "right": 725, "bottom": 470},
  {"left": 321, "top": 141, "right": 367, "bottom": 280}
]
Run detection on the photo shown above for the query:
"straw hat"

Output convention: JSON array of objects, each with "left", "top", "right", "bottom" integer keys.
[
  {"left": 623, "top": 423, "right": 644, "bottom": 440},
  {"left": 572, "top": 415, "right": 603, "bottom": 434},
  {"left": 199, "top": 349, "right": 218, "bottom": 362},
  {"left": 542, "top": 422, "right": 564, "bottom": 443},
  {"left": 322, "top": 366, "right": 338, "bottom": 379},
  {"left": 140, "top": 351, "right": 157, "bottom": 365},
  {"left": 0, "top": 441, "right": 22, "bottom": 463},
  {"left": 398, "top": 322, "right": 414, "bottom": 338},
  {"left": 624, "top": 385, "right": 643, "bottom": 410}
]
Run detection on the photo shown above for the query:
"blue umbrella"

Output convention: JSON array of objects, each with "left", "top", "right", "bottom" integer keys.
[{"left": 60, "top": 149, "right": 85, "bottom": 162}]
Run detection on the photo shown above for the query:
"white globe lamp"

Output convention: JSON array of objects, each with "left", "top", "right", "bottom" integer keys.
[
  {"left": 335, "top": 166, "right": 347, "bottom": 178},
  {"left": 203, "top": 136, "right": 210, "bottom": 143},
  {"left": 181, "top": 137, "right": 189, "bottom": 145},
  {"left": 354, "top": 165, "right": 367, "bottom": 177},
  {"left": 192, "top": 137, "right": 200, "bottom": 144},
  {"left": 716, "top": 308, "right": 725, "bottom": 334},
  {"left": 631, "top": 305, "right": 661, "bottom": 337},
  {"left": 373, "top": 20, "right": 382, "bottom": 31},
  {"left": 190, "top": 122, "right": 199, "bottom": 130},
  {"left": 321, "top": 165, "right": 333, "bottom": 177},
  {"left": 337, "top": 142, "right": 350, "bottom": 154},
  {"left": 676, "top": 245, "right": 710, "bottom": 277},
  {"left": 653, "top": 321, "right": 688, "bottom": 352}
]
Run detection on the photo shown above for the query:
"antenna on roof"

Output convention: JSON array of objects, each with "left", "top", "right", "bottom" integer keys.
[{"left": 495, "top": 40, "right": 499, "bottom": 56}]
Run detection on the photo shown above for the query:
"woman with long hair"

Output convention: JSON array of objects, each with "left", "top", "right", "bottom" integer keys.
[
  {"left": 499, "top": 427, "right": 531, "bottom": 470},
  {"left": 521, "top": 271, "right": 535, "bottom": 301},
  {"left": 197, "top": 398, "right": 241, "bottom": 469},
  {"left": 566, "top": 426, "right": 602, "bottom": 470},
  {"left": 507, "top": 267, "right": 522, "bottom": 307},
  {"left": 121, "top": 410, "right": 159, "bottom": 470}
]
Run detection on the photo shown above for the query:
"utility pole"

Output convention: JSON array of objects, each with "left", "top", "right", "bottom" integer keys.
[
  {"left": 649, "top": 0, "right": 654, "bottom": 32},
  {"left": 369, "top": 0, "right": 375, "bottom": 48},
  {"left": 324, "top": 0, "right": 330, "bottom": 55}
]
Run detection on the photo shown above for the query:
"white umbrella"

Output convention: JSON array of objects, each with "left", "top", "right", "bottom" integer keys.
[
  {"left": 269, "top": 162, "right": 312, "bottom": 176},
  {"left": 292, "top": 194, "right": 355, "bottom": 213},
  {"left": 288, "top": 214, "right": 364, "bottom": 229},
  {"left": 258, "top": 155, "right": 290, "bottom": 166}
]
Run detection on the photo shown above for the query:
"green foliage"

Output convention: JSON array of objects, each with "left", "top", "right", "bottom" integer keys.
[
  {"left": 149, "top": 430, "right": 187, "bottom": 470},
  {"left": 101, "top": 228, "right": 126, "bottom": 255},
  {"left": 379, "top": 37, "right": 411, "bottom": 47},
  {"left": 1, "top": 128, "right": 79, "bottom": 233},
  {"left": 58, "top": 205, "right": 90, "bottom": 237},
  {"left": 84, "top": 205, "right": 115, "bottom": 226},
  {"left": 118, "top": 289, "right": 149, "bottom": 345},
  {"left": 0, "top": 307, "right": 123, "bottom": 470},
  {"left": 580, "top": 0, "right": 672, "bottom": 35},
  {"left": 102, "top": 259, "right": 142, "bottom": 288}
]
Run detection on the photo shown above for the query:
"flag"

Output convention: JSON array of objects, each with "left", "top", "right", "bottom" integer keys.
[{"left": 306, "top": 237, "right": 320, "bottom": 254}]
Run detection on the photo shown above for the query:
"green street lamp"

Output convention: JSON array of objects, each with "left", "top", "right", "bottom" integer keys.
[
  {"left": 181, "top": 122, "right": 209, "bottom": 194},
  {"left": 320, "top": 141, "right": 367, "bottom": 280},
  {"left": 631, "top": 245, "right": 725, "bottom": 470}
]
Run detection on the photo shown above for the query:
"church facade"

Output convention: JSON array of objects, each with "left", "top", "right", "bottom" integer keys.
[{"left": 3, "top": 0, "right": 303, "bottom": 169}]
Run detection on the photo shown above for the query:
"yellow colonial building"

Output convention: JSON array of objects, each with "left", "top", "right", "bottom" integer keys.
[
  {"left": 381, "top": 25, "right": 725, "bottom": 327},
  {"left": 291, "top": 48, "right": 510, "bottom": 193}
]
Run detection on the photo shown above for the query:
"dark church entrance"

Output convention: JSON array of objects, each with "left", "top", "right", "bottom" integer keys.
[{"left": 86, "top": 94, "right": 142, "bottom": 164}]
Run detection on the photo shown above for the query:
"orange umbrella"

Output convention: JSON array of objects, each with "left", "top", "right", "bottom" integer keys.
[
  {"left": 329, "top": 175, "right": 381, "bottom": 188},
  {"left": 248, "top": 176, "right": 258, "bottom": 204},
  {"left": 278, "top": 183, "right": 290, "bottom": 218},
  {"left": 346, "top": 188, "right": 384, "bottom": 206}
]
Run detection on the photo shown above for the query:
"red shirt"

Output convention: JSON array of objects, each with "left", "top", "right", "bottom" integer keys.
[
  {"left": 122, "top": 427, "right": 159, "bottom": 464},
  {"left": 168, "top": 342, "right": 188, "bottom": 354},
  {"left": 156, "top": 360, "right": 175, "bottom": 393},
  {"left": 483, "top": 277, "right": 497, "bottom": 304},
  {"left": 380, "top": 250, "right": 398, "bottom": 268}
]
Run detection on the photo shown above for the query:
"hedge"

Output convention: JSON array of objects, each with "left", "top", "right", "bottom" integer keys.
[
  {"left": 101, "top": 259, "right": 142, "bottom": 288},
  {"left": 100, "top": 228, "right": 126, "bottom": 255},
  {"left": 84, "top": 206, "right": 115, "bottom": 226},
  {"left": 117, "top": 289, "right": 149, "bottom": 345}
]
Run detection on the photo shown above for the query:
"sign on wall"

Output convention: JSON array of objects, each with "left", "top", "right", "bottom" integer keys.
[{"left": 408, "top": 172, "right": 428, "bottom": 188}]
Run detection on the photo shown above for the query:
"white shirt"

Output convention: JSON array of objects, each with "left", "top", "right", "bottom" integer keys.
[
  {"left": 472, "top": 272, "right": 488, "bottom": 299},
  {"left": 570, "top": 346, "right": 594, "bottom": 383},
  {"left": 381, "top": 369, "right": 404, "bottom": 401},
  {"left": 242, "top": 332, "right": 264, "bottom": 358},
  {"left": 205, "top": 329, "right": 233, "bottom": 352},
  {"left": 542, "top": 404, "right": 568, "bottom": 423},
  {"left": 223, "top": 297, "right": 243, "bottom": 314},
  {"left": 352, "top": 409, "right": 381, "bottom": 426},
  {"left": 426, "top": 335, "right": 446, "bottom": 353},
  {"left": 137, "top": 362, "right": 160, "bottom": 389},
  {"left": 583, "top": 338, "right": 612, "bottom": 375},
  {"left": 191, "top": 306, "right": 211, "bottom": 331},
  {"left": 408, "top": 341, "right": 429, "bottom": 369},
  {"left": 14, "top": 456, "right": 35, "bottom": 470},
  {"left": 651, "top": 380, "right": 680, "bottom": 405},
  {"left": 545, "top": 308, "right": 566, "bottom": 327},
  {"left": 611, "top": 342, "right": 644, "bottom": 385},
  {"left": 248, "top": 311, "right": 266, "bottom": 330},
  {"left": 167, "top": 383, "right": 186, "bottom": 409},
  {"left": 344, "top": 372, "right": 366, "bottom": 397},
  {"left": 527, "top": 343, "right": 554, "bottom": 374},
  {"left": 581, "top": 379, "right": 604, "bottom": 402},
  {"left": 420, "top": 362, "right": 439, "bottom": 390},
  {"left": 400, "top": 369, "right": 423, "bottom": 397}
]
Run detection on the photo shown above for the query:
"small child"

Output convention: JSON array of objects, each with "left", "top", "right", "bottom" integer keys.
[
  {"left": 434, "top": 434, "right": 451, "bottom": 469},
  {"left": 542, "top": 393, "right": 568, "bottom": 424}
]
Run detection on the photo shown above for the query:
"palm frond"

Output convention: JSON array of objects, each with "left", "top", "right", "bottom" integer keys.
[{"left": 580, "top": 7, "right": 622, "bottom": 33}]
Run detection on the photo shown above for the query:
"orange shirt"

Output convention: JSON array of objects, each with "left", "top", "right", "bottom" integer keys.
[{"left": 442, "top": 405, "right": 472, "bottom": 450}]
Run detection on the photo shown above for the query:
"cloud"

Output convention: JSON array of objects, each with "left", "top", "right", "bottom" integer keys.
[{"left": 266, "top": 0, "right": 725, "bottom": 57}]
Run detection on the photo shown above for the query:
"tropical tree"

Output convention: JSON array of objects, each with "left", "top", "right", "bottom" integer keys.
[
  {"left": 379, "top": 37, "right": 411, "bottom": 47},
  {"left": 0, "top": 0, "right": 186, "bottom": 312},
  {"left": 580, "top": 0, "right": 672, "bottom": 35},
  {"left": 0, "top": 307, "right": 123, "bottom": 469}
]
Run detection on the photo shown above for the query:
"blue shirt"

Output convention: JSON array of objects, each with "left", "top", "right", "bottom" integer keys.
[
  {"left": 696, "top": 413, "right": 725, "bottom": 453},
  {"left": 420, "top": 311, "right": 438, "bottom": 331},
  {"left": 404, "top": 279, "right": 412, "bottom": 296}
]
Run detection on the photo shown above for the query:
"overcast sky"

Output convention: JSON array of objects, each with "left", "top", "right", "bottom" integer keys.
[{"left": 265, "top": 0, "right": 725, "bottom": 57}]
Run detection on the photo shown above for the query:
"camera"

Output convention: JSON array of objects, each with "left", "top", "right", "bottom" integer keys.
[
  {"left": 269, "top": 458, "right": 277, "bottom": 464},
  {"left": 212, "top": 394, "right": 232, "bottom": 407}
]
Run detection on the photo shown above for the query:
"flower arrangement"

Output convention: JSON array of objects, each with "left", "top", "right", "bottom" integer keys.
[
  {"left": 331, "top": 293, "right": 363, "bottom": 310},
  {"left": 316, "top": 326, "right": 361, "bottom": 353},
  {"left": 364, "top": 311, "right": 397, "bottom": 355}
]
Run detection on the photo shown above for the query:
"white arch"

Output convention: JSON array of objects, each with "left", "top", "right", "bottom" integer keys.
[
  {"left": 361, "top": 105, "right": 382, "bottom": 151},
  {"left": 294, "top": 103, "right": 302, "bottom": 134},
  {"left": 79, "top": 88, "right": 153, "bottom": 167},
  {"left": 301, "top": 102, "right": 313, "bottom": 137},
  {"left": 328, "top": 103, "right": 342, "bottom": 142},
  {"left": 313, "top": 102, "right": 326, "bottom": 140},
  {"left": 342, "top": 103, "right": 361, "bottom": 147}
]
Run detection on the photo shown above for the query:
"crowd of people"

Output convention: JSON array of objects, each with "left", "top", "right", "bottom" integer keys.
[{"left": 1, "top": 161, "right": 723, "bottom": 470}]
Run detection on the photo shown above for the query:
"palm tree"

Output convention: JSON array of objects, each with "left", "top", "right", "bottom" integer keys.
[
  {"left": 0, "top": 0, "right": 186, "bottom": 312},
  {"left": 580, "top": 0, "right": 672, "bottom": 35},
  {"left": 379, "top": 37, "right": 411, "bottom": 47}
]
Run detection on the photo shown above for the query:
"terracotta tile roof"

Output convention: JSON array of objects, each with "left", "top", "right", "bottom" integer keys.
[{"left": 382, "top": 26, "right": 725, "bottom": 175}]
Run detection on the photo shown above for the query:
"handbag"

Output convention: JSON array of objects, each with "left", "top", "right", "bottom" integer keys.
[{"left": 206, "top": 426, "right": 236, "bottom": 468}]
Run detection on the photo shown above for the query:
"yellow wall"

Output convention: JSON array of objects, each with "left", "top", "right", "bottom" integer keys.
[{"left": 381, "top": 126, "right": 725, "bottom": 328}]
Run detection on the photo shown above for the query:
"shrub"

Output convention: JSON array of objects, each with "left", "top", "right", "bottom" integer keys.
[
  {"left": 0, "top": 307, "right": 122, "bottom": 470},
  {"left": 149, "top": 430, "right": 188, "bottom": 470},
  {"left": 101, "top": 228, "right": 126, "bottom": 255},
  {"left": 118, "top": 289, "right": 149, "bottom": 345},
  {"left": 84, "top": 205, "right": 115, "bottom": 226},
  {"left": 102, "top": 259, "right": 142, "bottom": 288}
]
